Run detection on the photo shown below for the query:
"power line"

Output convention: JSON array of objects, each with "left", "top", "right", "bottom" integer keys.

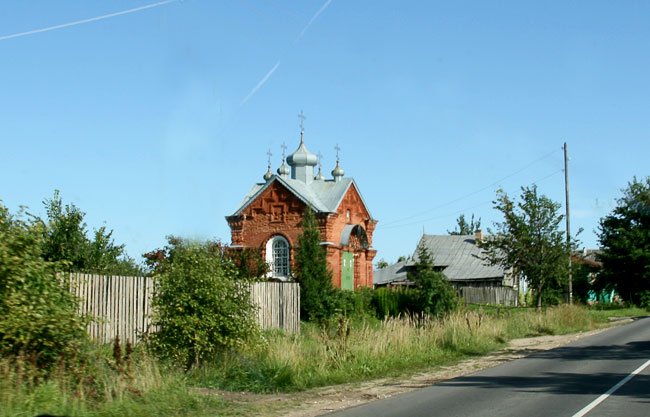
[
  {"left": 378, "top": 167, "right": 565, "bottom": 231},
  {"left": 379, "top": 147, "right": 562, "bottom": 228}
]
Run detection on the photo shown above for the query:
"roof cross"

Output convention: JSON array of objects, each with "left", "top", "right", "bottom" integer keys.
[
  {"left": 266, "top": 149, "right": 273, "bottom": 166},
  {"left": 317, "top": 151, "right": 323, "bottom": 169},
  {"left": 335, "top": 143, "right": 341, "bottom": 161},
  {"left": 281, "top": 141, "right": 287, "bottom": 158},
  {"left": 298, "top": 110, "right": 306, "bottom": 131}
]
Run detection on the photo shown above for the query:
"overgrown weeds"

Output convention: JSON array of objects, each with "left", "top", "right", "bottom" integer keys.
[{"left": 189, "top": 304, "right": 620, "bottom": 394}]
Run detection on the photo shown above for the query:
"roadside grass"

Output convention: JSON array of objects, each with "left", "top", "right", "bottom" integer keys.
[
  {"left": 0, "top": 346, "right": 259, "bottom": 417},
  {"left": 188, "top": 304, "right": 645, "bottom": 394},
  {"left": 4, "top": 304, "right": 646, "bottom": 416}
]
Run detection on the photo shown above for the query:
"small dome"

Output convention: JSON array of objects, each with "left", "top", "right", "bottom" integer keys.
[
  {"left": 331, "top": 160, "right": 344, "bottom": 178},
  {"left": 314, "top": 166, "right": 326, "bottom": 180},
  {"left": 277, "top": 158, "right": 290, "bottom": 176},
  {"left": 287, "top": 132, "right": 318, "bottom": 167},
  {"left": 263, "top": 164, "right": 273, "bottom": 181}
]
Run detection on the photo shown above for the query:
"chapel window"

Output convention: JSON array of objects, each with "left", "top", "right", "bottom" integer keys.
[{"left": 266, "top": 235, "right": 290, "bottom": 279}]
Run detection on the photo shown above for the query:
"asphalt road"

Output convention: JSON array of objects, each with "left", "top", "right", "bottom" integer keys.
[{"left": 326, "top": 317, "right": 650, "bottom": 417}]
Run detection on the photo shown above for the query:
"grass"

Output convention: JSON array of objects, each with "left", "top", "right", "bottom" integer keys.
[
  {"left": 188, "top": 304, "right": 647, "bottom": 393},
  {"left": 0, "top": 346, "right": 260, "bottom": 417},
  {"left": 2, "top": 304, "right": 646, "bottom": 416}
]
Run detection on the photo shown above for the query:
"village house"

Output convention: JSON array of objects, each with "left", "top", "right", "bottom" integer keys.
[
  {"left": 374, "top": 231, "right": 518, "bottom": 305},
  {"left": 226, "top": 125, "right": 377, "bottom": 289}
]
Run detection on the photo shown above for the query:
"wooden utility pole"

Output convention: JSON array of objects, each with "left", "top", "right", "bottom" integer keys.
[{"left": 564, "top": 142, "right": 573, "bottom": 305}]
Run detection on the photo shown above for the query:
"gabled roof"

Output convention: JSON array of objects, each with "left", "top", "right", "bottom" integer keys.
[
  {"left": 412, "top": 234, "right": 506, "bottom": 280},
  {"left": 373, "top": 260, "right": 410, "bottom": 286},
  {"left": 231, "top": 175, "right": 374, "bottom": 218}
]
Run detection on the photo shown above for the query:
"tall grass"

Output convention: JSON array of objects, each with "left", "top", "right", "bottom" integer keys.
[
  {"left": 190, "top": 304, "right": 611, "bottom": 393},
  {"left": 0, "top": 347, "right": 238, "bottom": 417},
  {"left": 3, "top": 305, "right": 643, "bottom": 415}
]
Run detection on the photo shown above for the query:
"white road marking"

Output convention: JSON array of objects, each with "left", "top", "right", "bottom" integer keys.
[{"left": 572, "top": 358, "right": 650, "bottom": 417}]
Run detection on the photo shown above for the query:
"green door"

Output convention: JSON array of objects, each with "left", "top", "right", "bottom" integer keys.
[{"left": 341, "top": 251, "right": 354, "bottom": 290}]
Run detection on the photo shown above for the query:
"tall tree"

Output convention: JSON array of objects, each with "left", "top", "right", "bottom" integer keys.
[
  {"left": 34, "top": 190, "right": 143, "bottom": 275},
  {"left": 293, "top": 207, "right": 338, "bottom": 322},
  {"left": 448, "top": 214, "right": 482, "bottom": 235},
  {"left": 479, "top": 186, "right": 571, "bottom": 309},
  {"left": 596, "top": 176, "right": 650, "bottom": 305}
]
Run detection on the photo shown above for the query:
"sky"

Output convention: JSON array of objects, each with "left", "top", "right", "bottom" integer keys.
[{"left": 1, "top": 0, "right": 649, "bottom": 266}]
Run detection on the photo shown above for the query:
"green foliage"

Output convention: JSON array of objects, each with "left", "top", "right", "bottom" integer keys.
[
  {"left": 338, "top": 287, "right": 375, "bottom": 319},
  {"left": 570, "top": 260, "right": 598, "bottom": 304},
  {"left": 34, "top": 190, "right": 144, "bottom": 275},
  {"left": 0, "top": 201, "right": 88, "bottom": 370},
  {"left": 227, "top": 247, "right": 269, "bottom": 280},
  {"left": 409, "top": 246, "right": 461, "bottom": 316},
  {"left": 293, "top": 207, "right": 339, "bottom": 322},
  {"left": 375, "top": 258, "right": 389, "bottom": 269},
  {"left": 448, "top": 213, "right": 482, "bottom": 235},
  {"left": 146, "top": 237, "right": 260, "bottom": 369},
  {"left": 372, "top": 287, "right": 400, "bottom": 317},
  {"left": 371, "top": 287, "right": 420, "bottom": 317},
  {"left": 479, "top": 186, "right": 573, "bottom": 309},
  {"left": 596, "top": 176, "right": 650, "bottom": 305}
]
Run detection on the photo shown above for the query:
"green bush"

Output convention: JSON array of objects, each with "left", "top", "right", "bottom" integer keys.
[
  {"left": 0, "top": 202, "right": 88, "bottom": 370},
  {"left": 409, "top": 246, "right": 461, "bottom": 316},
  {"left": 338, "top": 287, "right": 375, "bottom": 319},
  {"left": 145, "top": 237, "right": 260, "bottom": 369}
]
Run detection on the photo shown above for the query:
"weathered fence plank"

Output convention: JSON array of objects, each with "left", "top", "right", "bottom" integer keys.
[
  {"left": 458, "top": 286, "right": 518, "bottom": 306},
  {"left": 69, "top": 273, "right": 300, "bottom": 343}
]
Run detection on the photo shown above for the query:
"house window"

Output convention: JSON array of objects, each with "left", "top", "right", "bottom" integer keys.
[{"left": 266, "top": 235, "right": 290, "bottom": 279}]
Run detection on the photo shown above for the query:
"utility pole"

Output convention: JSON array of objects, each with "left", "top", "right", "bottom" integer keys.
[{"left": 564, "top": 142, "right": 572, "bottom": 305}]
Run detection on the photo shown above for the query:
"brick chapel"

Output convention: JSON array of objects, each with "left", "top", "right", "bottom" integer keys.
[{"left": 226, "top": 127, "right": 377, "bottom": 289}]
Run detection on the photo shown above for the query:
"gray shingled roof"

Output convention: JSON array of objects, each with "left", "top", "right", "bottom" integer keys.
[
  {"left": 373, "top": 260, "right": 410, "bottom": 286},
  {"left": 412, "top": 234, "right": 506, "bottom": 280},
  {"left": 374, "top": 235, "right": 507, "bottom": 286},
  {"left": 232, "top": 175, "right": 374, "bottom": 218}
]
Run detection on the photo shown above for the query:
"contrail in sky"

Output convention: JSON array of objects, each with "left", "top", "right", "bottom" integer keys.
[
  {"left": 296, "top": 0, "right": 332, "bottom": 42},
  {"left": 239, "top": 0, "right": 333, "bottom": 106},
  {"left": 241, "top": 61, "right": 281, "bottom": 105},
  {"left": 0, "top": 0, "right": 177, "bottom": 42}
]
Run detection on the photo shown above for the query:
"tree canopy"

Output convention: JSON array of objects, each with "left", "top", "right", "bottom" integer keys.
[
  {"left": 34, "top": 190, "right": 143, "bottom": 275},
  {"left": 448, "top": 213, "right": 482, "bottom": 235},
  {"left": 479, "top": 186, "right": 572, "bottom": 308},
  {"left": 596, "top": 176, "right": 650, "bottom": 305}
]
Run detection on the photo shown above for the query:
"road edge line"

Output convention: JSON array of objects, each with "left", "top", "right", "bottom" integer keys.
[{"left": 572, "top": 358, "right": 650, "bottom": 417}]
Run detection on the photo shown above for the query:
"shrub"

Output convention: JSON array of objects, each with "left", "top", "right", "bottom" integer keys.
[
  {"left": 338, "top": 287, "right": 375, "bottom": 319},
  {"left": 293, "top": 208, "right": 339, "bottom": 322},
  {"left": 0, "top": 202, "right": 88, "bottom": 370},
  {"left": 145, "top": 237, "right": 260, "bottom": 369},
  {"left": 409, "top": 246, "right": 461, "bottom": 316}
]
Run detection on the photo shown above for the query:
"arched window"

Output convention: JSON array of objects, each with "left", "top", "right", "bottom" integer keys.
[{"left": 265, "top": 235, "right": 290, "bottom": 280}]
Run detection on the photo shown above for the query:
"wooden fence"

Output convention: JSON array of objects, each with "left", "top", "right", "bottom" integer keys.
[
  {"left": 68, "top": 273, "right": 300, "bottom": 344},
  {"left": 458, "top": 286, "right": 518, "bottom": 306}
]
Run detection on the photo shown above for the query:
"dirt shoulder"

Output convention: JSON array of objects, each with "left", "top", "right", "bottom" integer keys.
[{"left": 199, "top": 319, "right": 632, "bottom": 417}]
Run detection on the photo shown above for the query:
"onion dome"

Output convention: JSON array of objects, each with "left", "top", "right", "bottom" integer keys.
[
  {"left": 263, "top": 163, "right": 273, "bottom": 181},
  {"left": 277, "top": 157, "right": 290, "bottom": 176},
  {"left": 314, "top": 166, "right": 326, "bottom": 180},
  {"left": 331, "top": 159, "right": 344, "bottom": 181},
  {"left": 287, "top": 131, "right": 318, "bottom": 167}
]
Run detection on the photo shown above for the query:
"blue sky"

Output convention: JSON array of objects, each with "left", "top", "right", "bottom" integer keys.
[{"left": 1, "top": 0, "right": 649, "bottom": 265}]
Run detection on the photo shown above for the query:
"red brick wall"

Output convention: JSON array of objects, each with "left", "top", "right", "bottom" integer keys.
[{"left": 227, "top": 180, "right": 377, "bottom": 288}]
